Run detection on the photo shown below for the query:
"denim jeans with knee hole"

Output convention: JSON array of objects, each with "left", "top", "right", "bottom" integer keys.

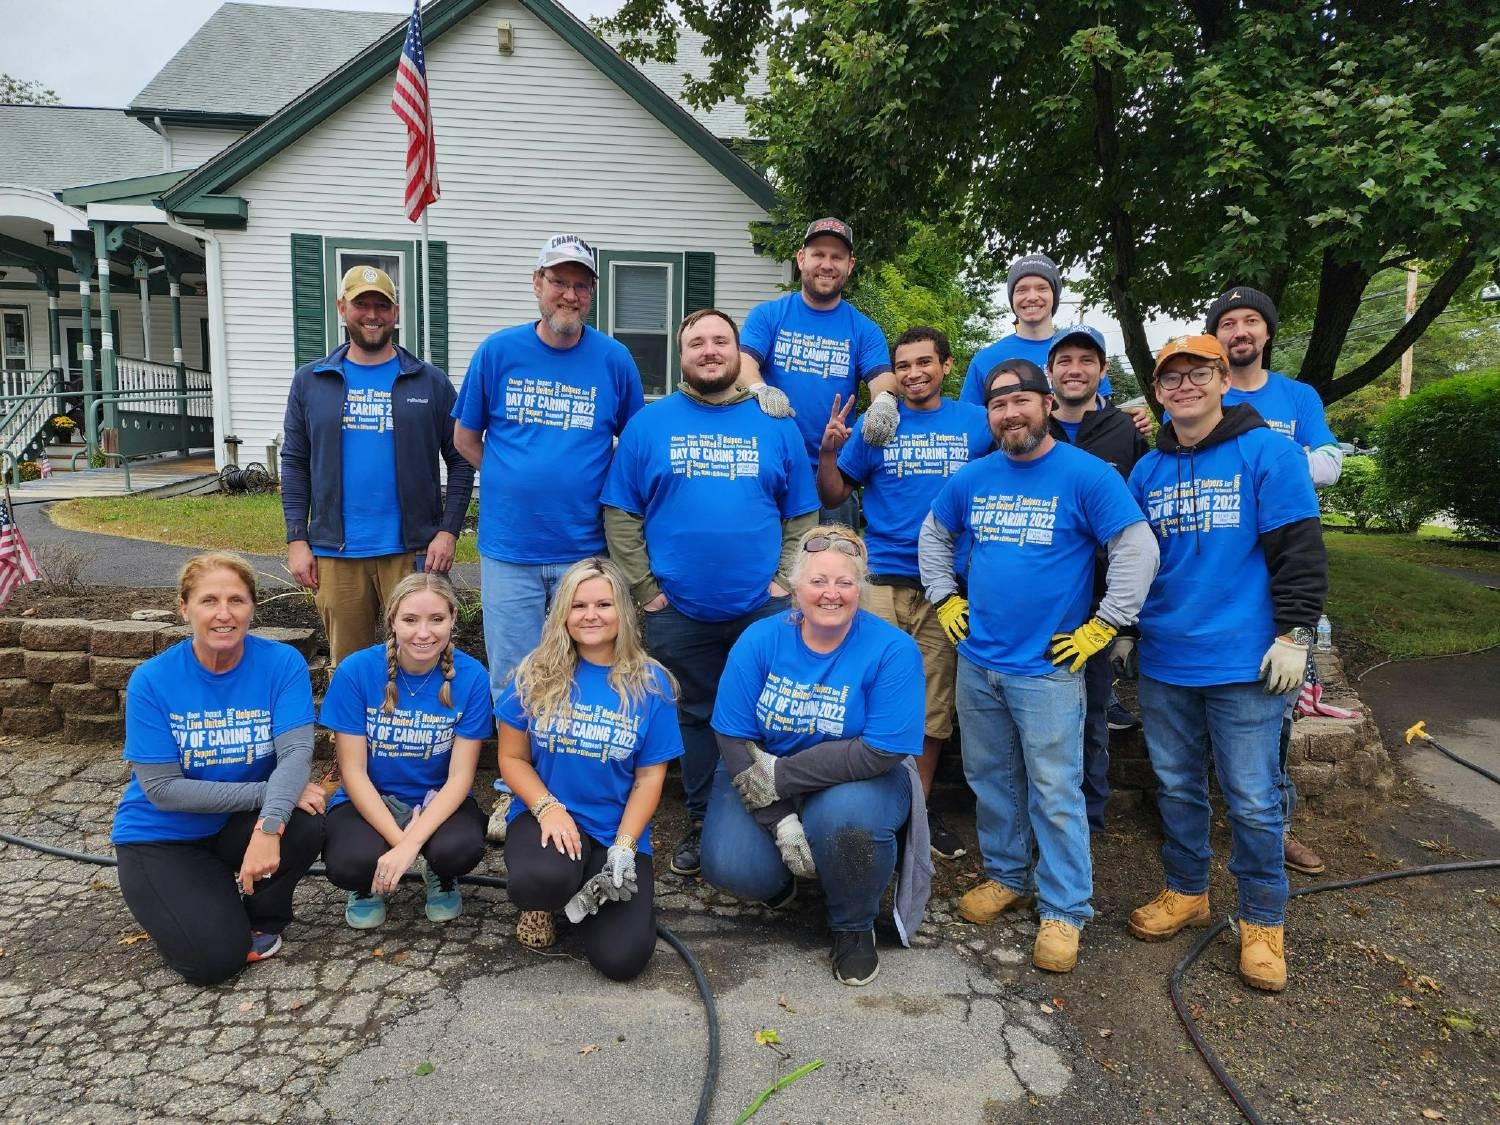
[
  {"left": 1138, "top": 675, "right": 1288, "bottom": 926},
  {"left": 480, "top": 556, "right": 580, "bottom": 702},
  {"left": 700, "top": 762, "right": 910, "bottom": 932},
  {"left": 954, "top": 654, "right": 1093, "bottom": 928}
]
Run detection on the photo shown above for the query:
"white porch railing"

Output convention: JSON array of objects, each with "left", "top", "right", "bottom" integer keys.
[{"left": 114, "top": 355, "right": 212, "bottom": 417}]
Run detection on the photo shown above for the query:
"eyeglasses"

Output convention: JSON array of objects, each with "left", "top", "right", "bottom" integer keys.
[
  {"left": 542, "top": 273, "right": 596, "bottom": 298},
  {"left": 803, "top": 534, "right": 865, "bottom": 559},
  {"left": 1154, "top": 366, "right": 1218, "bottom": 391}
]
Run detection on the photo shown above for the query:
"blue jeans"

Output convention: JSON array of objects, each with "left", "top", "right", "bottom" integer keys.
[
  {"left": 819, "top": 492, "right": 858, "bottom": 530},
  {"left": 1278, "top": 693, "right": 1298, "bottom": 820},
  {"left": 700, "top": 762, "right": 910, "bottom": 932},
  {"left": 642, "top": 597, "right": 790, "bottom": 821},
  {"left": 1082, "top": 650, "right": 1112, "bottom": 832},
  {"left": 480, "top": 556, "right": 581, "bottom": 702},
  {"left": 1137, "top": 675, "right": 1288, "bottom": 925},
  {"left": 954, "top": 655, "right": 1092, "bottom": 928}
]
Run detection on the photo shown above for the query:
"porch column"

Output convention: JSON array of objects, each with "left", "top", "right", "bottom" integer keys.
[
  {"left": 169, "top": 278, "right": 188, "bottom": 456},
  {"left": 44, "top": 269, "right": 62, "bottom": 416},
  {"left": 69, "top": 242, "right": 97, "bottom": 453},
  {"left": 92, "top": 220, "right": 119, "bottom": 437},
  {"left": 136, "top": 257, "right": 153, "bottom": 362}
]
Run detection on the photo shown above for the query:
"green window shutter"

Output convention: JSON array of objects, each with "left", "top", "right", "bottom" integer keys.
[
  {"left": 684, "top": 251, "right": 716, "bottom": 313},
  {"left": 586, "top": 258, "right": 599, "bottom": 329},
  {"left": 427, "top": 240, "right": 449, "bottom": 373},
  {"left": 290, "top": 233, "right": 325, "bottom": 366}
]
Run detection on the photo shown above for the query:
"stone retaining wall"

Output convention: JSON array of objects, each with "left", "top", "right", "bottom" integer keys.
[{"left": 0, "top": 615, "right": 322, "bottom": 743}]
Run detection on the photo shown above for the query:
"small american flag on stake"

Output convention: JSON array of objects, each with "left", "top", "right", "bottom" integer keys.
[
  {"left": 36, "top": 452, "right": 52, "bottom": 479},
  {"left": 392, "top": 0, "right": 440, "bottom": 221},
  {"left": 0, "top": 492, "right": 39, "bottom": 609}
]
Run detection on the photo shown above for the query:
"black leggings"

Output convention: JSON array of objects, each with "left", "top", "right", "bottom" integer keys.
[
  {"left": 322, "top": 797, "right": 486, "bottom": 894},
  {"left": 504, "top": 812, "right": 657, "bottom": 981},
  {"left": 116, "top": 808, "right": 325, "bottom": 986}
]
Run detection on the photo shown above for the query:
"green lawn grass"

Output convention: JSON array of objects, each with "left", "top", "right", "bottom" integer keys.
[
  {"left": 50, "top": 493, "right": 481, "bottom": 565},
  {"left": 1323, "top": 529, "right": 1500, "bottom": 660}
]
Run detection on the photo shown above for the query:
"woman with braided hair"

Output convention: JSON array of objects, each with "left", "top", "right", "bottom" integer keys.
[{"left": 321, "top": 573, "right": 494, "bottom": 928}]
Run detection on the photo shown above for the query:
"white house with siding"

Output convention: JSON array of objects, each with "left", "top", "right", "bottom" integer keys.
[{"left": 0, "top": 0, "right": 782, "bottom": 470}]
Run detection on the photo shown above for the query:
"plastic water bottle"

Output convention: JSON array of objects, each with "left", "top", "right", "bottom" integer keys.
[{"left": 1315, "top": 614, "right": 1332, "bottom": 651}]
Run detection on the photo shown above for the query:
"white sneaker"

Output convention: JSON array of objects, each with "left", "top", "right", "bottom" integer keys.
[{"left": 486, "top": 791, "right": 512, "bottom": 843}]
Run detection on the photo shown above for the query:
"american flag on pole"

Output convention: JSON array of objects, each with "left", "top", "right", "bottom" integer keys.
[
  {"left": 0, "top": 496, "right": 39, "bottom": 609},
  {"left": 391, "top": 0, "right": 440, "bottom": 221}
]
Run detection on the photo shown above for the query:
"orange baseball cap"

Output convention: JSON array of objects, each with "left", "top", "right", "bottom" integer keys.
[{"left": 1152, "top": 334, "right": 1228, "bottom": 377}]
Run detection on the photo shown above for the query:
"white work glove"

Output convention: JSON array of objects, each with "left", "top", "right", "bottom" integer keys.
[
  {"left": 1110, "top": 636, "right": 1138, "bottom": 680},
  {"left": 603, "top": 843, "right": 638, "bottom": 901},
  {"left": 732, "top": 742, "right": 779, "bottom": 810},
  {"left": 860, "top": 391, "right": 900, "bottom": 447},
  {"left": 1259, "top": 635, "right": 1309, "bottom": 695},
  {"left": 747, "top": 383, "right": 795, "bottom": 418},
  {"left": 773, "top": 814, "right": 817, "bottom": 879}
]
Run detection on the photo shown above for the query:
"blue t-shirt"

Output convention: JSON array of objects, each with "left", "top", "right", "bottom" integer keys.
[
  {"left": 111, "top": 636, "right": 315, "bottom": 845},
  {"left": 740, "top": 292, "right": 892, "bottom": 467},
  {"left": 1224, "top": 371, "right": 1338, "bottom": 450},
  {"left": 930, "top": 442, "right": 1144, "bottom": 676},
  {"left": 319, "top": 644, "right": 494, "bottom": 810},
  {"left": 314, "top": 356, "right": 403, "bottom": 559},
  {"left": 453, "top": 323, "right": 645, "bottom": 563},
  {"left": 601, "top": 393, "right": 817, "bottom": 621},
  {"left": 712, "top": 610, "right": 924, "bottom": 758},
  {"left": 495, "top": 661, "right": 683, "bottom": 853},
  {"left": 961, "top": 331, "right": 1113, "bottom": 404},
  {"left": 837, "top": 399, "right": 992, "bottom": 578},
  {"left": 1129, "top": 428, "right": 1320, "bottom": 687},
  {"left": 1056, "top": 417, "right": 1082, "bottom": 443}
]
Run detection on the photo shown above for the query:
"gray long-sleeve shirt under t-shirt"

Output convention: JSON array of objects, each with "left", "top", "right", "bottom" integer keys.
[{"left": 131, "top": 723, "right": 315, "bottom": 823}]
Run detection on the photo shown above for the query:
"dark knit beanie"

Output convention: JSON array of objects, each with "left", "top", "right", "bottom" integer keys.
[
  {"left": 1205, "top": 286, "right": 1278, "bottom": 338},
  {"left": 1006, "top": 253, "right": 1061, "bottom": 312}
]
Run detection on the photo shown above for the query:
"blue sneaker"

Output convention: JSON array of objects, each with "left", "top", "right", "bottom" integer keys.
[
  {"left": 345, "top": 892, "right": 386, "bottom": 930},
  {"left": 423, "top": 864, "right": 462, "bottom": 923},
  {"left": 246, "top": 931, "right": 282, "bottom": 963}
]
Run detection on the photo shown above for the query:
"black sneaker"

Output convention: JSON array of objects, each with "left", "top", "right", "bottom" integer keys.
[
  {"left": 670, "top": 820, "right": 704, "bottom": 876},
  {"left": 831, "top": 929, "right": 879, "bottom": 986},
  {"left": 1107, "top": 701, "right": 1142, "bottom": 732},
  {"left": 928, "top": 813, "right": 966, "bottom": 860}
]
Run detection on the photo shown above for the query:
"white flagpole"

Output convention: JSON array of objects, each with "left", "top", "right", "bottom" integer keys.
[{"left": 420, "top": 209, "right": 432, "bottom": 360}]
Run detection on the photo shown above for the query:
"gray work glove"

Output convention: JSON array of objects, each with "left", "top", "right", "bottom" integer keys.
[
  {"left": 774, "top": 814, "right": 817, "bottom": 879},
  {"left": 860, "top": 390, "right": 900, "bottom": 447},
  {"left": 1109, "top": 636, "right": 1138, "bottom": 680},
  {"left": 748, "top": 383, "right": 795, "bottom": 419},
  {"left": 732, "top": 741, "right": 779, "bottom": 810},
  {"left": 603, "top": 843, "right": 638, "bottom": 902}
]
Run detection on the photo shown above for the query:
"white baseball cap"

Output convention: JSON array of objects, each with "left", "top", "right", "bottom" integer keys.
[{"left": 536, "top": 233, "right": 597, "bottom": 276}]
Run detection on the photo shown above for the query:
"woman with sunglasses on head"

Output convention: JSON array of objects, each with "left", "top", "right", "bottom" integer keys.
[
  {"left": 497, "top": 557, "right": 683, "bottom": 979},
  {"left": 703, "top": 525, "right": 930, "bottom": 986},
  {"left": 320, "top": 573, "right": 493, "bottom": 929}
]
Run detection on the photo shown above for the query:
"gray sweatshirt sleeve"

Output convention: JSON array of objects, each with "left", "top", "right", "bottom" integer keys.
[
  {"left": 715, "top": 734, "right": 796, "bottom": 829},
  {"left": 918, "top": 512, "right": 960, "bottom": 605},
  {"left": 1307, "top": 445, "right": 1344, "bottom": 489},
  {"left": 1094, "top": 521, "right": 1160, "bottom": 629},
  {"left": 134, "top": 722, "right": 314, "bottom": 819},
  {"left": 769, "top": 737, "right": 903, "bottom": 797}
]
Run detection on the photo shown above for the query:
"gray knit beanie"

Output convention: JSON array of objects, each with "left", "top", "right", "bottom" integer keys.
[
  {"left": 1205, "top": 286, "right": 1278, "bottom": 338},
  {"left": 1006, "top": 253, "right": 1061, "bottom": 312}
]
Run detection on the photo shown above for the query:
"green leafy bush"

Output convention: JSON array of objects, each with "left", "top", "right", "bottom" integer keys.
[
  {"left": 1377, "top": 372, "right": 1500, "bottom": 540},
  {"left": 1319, "top": 455, "right": 1431, "bottom": 532}
]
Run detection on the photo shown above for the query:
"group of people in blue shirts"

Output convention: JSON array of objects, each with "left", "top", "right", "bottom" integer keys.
[{"left": 112, "top": 222, "right": 1338, "bottom": 996}]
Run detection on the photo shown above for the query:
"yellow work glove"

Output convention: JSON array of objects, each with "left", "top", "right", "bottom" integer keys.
[
  {"left": 1050, "top": 617, "right": 1118, "bottom": 673},
  {"left": 935, "top": 594, "right": 970, "bottom": 645}
]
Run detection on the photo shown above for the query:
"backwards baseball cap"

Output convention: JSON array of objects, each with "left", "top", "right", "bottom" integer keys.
[
  {"left": 1006, "top": 252, "right": 1061, "bottom": 309},
  {"left": 802, "top": 217, "right": 854, "bottom": 251},
  {"left": 984, "top": 358, "right": 1051, "bottom": 402},
  {"left": 537, "top": 233, "right": 597, "bottom": 276},
  {"left": 1205, "top": 286, "right": 1278, "bottom": 337},
  {"left": 340, "top": 265, "right": 396, "bottom": 304},
  {"left": 1152, "top": 334, "right": 1229, "bottom": 377},
  {"left": 1048, "top": 324, "right": 1107, "bottom": 364}
]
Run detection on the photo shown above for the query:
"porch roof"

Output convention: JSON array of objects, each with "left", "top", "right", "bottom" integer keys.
[{"left": 0, "top": 106, "right": 166, "bottom": 191}]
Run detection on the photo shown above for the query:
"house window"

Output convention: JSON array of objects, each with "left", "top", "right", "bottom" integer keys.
[
  {"left": 2, "top": 308, "right": 30, "bottom": 373},
  {"left": 321, "top": 238, "right": 414, "bottom": 351},
  {"left": 610, "top": 263, "right": 673, "bottom": 395}
]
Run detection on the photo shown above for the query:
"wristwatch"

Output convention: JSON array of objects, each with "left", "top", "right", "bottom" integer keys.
[
  {"left": 1287, "top": 627, "right": 1316, "bottom": 648},
  {"left": 257, "top": 815, "right": 285, "bottom": 837}
]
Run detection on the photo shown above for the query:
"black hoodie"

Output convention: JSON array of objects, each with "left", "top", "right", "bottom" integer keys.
[{"left": 1153, "top": 403, "right": 1327, "bottom": 633}]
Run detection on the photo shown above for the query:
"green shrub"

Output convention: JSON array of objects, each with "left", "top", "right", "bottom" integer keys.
[
  {"left": 1377, "top": 372, "right": 1500, "bottom": 540},
  {"left": 1320, "top": 455, "right": 1431, "bottom": 532}
]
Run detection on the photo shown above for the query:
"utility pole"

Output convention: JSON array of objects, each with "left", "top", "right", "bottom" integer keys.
[{"left": 1398, "top": 265, "right": 1418, "bottom": 398}]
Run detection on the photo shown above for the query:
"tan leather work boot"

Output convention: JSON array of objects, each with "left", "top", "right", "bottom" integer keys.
[
  {"left": 1128, "top": 888, "right": 1212, "bottom": 941},
  {"left": 1033, "top": 919, "right": 1080, "bottom": 973},
  {"left": 958, "top": 879, "right": 1035, "bottom": 924},
  {"left": 1239, "top": 922, "right": 1287, "bottom": 991}
]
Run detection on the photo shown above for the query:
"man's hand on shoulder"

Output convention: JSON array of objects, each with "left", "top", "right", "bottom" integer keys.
[{"left": 1122, "top": 405, "right": 1153, "bottom": 437}]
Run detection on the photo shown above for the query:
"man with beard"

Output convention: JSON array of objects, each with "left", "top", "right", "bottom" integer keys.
[
  {"left": 815, "top": 326, "right": 992, "bottom": 860},
  {"left": 1045, "top": 326, "right": 1151, "bottom": 830},
  {"left": 918, "top": 359, "right": 1157, "bottom": 973},
  {"left": 453, "top": 234, "right": 645, "bottom": 706},
  {"left": 740, "top": 218, "right": 898, "bottom": 522},
  {"left": 1205, "top": 286, "right": 1342, "bottom": 876},
  {"left": 603, "top": 309, "right": 819, "bottom": 876},
  {"left": 282, "top": 265, "right": 473, "bottom": 664}
]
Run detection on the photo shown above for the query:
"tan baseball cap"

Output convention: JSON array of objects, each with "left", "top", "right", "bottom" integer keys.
[
  {"left": 340, "top": 265, "right": 397, "bottom": 303},
  {"left": 1153, "top": 334, "right": 1228, "bottom": 377}
]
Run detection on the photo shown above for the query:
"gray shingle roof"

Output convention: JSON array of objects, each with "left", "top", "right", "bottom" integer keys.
[
  {"left": 129, "top": 2, "right": 396, "bottom": 117},
  {"left": 0, "top": 106, "right": 168, "bottom": 190},
  {"left": 620, "top": 30, "right": 767, "bottom": 141}
]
